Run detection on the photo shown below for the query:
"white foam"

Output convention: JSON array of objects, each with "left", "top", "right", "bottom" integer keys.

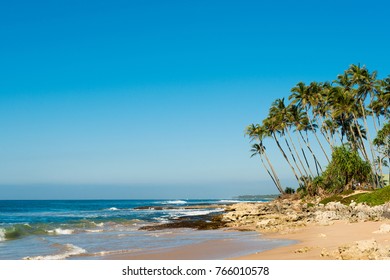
[
  {"left": 219, "top": 199, "right": 266, "bottom": 203},
  {"left": 168, "top": 208, "right": 224, "bottom": 218},
  {"left": 85, "top": 229, "right": 104, "bottom": 233},
  {"left": 48, "top": 228, "right": 74, "bottom": 235},
  {"left": 23, "top": 244, "right": 86, "bottom": 260},
  {"left": 161, "top": 200, "right": 187, "bottom": 205},
  {"left": 0, "top": 228, "right": 6, "bottom": 241},
  {"left": 107, "top": 207, "right": 119, "bottom": 211}
]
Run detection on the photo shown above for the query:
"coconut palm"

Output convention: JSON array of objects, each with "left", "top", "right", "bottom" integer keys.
[
  {"left": 246, "top": 124, "right": 284, "bottom": 194},
  {"left": 287, "top": 104, "right": 315, "bottom": 177},
  {"left": 289, "top": 82, "right": 331, "bottom": 163},
  {"left": 262, "top": 115, "right": 301, "bottom": 183},
  {"left": 268, "top": 98, "right": 309, "bottom": 179}
]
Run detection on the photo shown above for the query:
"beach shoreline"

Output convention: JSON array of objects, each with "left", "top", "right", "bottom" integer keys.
[{"left": 103, "top": 198, "right": 390, "bottom": 260}]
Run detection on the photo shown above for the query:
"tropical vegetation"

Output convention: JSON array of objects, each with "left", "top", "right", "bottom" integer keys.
[{"left": 246, "top": 64, "right": 390, "bottom": 197}]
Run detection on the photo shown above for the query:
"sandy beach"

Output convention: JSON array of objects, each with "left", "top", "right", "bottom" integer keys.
[
  {"left": 235, "top": 220, "right": 390, "bottom": 260},
  {"left": 103, "top": 220, "right": 390, "bottom": 260}
]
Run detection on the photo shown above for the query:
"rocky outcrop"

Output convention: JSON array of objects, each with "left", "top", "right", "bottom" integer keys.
[
  {"left": 222, "top": 199, "right": 390, "bottom": 233},
  {"left": 321, "top": 239, "right": 390, "bottom": 260}
]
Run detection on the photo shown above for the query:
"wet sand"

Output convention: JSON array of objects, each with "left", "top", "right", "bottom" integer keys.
[{"left": 103, "top": 230, "right": 295, "bottom": 260}]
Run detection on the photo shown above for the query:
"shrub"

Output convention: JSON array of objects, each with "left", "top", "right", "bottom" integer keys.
[{"left": 284, "top": 187, "right": 295, "bottom": 194}]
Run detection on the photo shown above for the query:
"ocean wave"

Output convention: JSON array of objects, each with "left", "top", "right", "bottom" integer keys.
[
  {"left": 48, "top": 228, "right": 74, "bottom": 235},
  {"left": 219, "top": 199, "right": 267, "bottom": 203},
  {"left": 23, "top": 244, "right": 86, "bottom": 260},
  {"left": 0, "top": 228, "right": 6, "bottom": 241},
  {"left": 85, "top": 248, "right": 140, "bottom": 257},
  {"left": 84, "top": 229, "right": 104, "bottom": 233},
  {"left": 161, "top": 200, "right": 187, "bottom": 205},
  {"left": 166, "top": 208, "right": 224, "bottom": 218},
  {"left": 107, "top": 207, "right": 119, "bottom": 211}
]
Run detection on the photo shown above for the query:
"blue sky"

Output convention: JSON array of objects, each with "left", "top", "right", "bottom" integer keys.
[{"left": 1, "top": 0, "right": 390, "bottom": 199}]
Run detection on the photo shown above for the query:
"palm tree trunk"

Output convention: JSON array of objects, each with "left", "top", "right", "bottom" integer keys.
[
  {"left": 306, "top": 107, "right": 331, "bottom": 163},
  {"left": 263, "top": 151, "right": 285, "bottom": 194},
  {"left": 258, "top": 154, "right": 283, "bottom": 194},
  {"left": 300, "top": 131, "right": 323, "bottom": 174},
  {"left": 295, "top": 130, "right": 315, "bottom": 177},
  {"left": 347, "top": 122, "right": 369, "bottom": 161},
  {"left": 315, "top": 114, "right": 333, "bottom": 150},
  {"left": 286, "top": 129, "right": 309, "bottom": 177},
  {"left": 272, "top": 133, "right": 300, "bottom": 182},
  {"left": 284, "top": 136, "right": 305, "bottom": 179},
  {"left": 357, "top": 100, "right": 379, "bottom": 188}
]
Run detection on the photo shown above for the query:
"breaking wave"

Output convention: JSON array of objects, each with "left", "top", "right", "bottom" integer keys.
[
  {"left": 48, "top": 228, "right": 74, "bottom": 235},
  {"left": 0, "top": 228, "right": 6, "bottom": 241},
  {"left": 161, "top": 200, "right": 187, "bottom": 205},
  {"left": 23, "top": 244, "right": 86, "bottom": 260}
]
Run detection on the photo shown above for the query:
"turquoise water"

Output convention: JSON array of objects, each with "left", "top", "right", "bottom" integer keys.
[{"left": 0, "top": 199, "right": 293, "bottom": 259}]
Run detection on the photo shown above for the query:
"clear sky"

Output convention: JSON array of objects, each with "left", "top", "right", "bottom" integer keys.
[{"left": 1, "top": 0, "right": 390, "bottom": 199}]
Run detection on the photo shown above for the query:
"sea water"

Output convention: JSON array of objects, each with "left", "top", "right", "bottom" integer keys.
[{"left": 0, "top": 199, "right": 294, "bottom": 260}]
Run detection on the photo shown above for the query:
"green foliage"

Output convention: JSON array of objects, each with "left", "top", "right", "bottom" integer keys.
[
  {"left": 341, "top": 189, "right": 354, "bottom": 196},
  {"left": 312, "top": 145, "right": 372, "bottom": 194},
  {"left": 320, "top": 187, "right": 390, "bottom": 206},
  {"left": 319, "top": 195, "right": 343, "bottom": 205},
  {"left": 284, "top": 187, "right": 295, "bottom": 194},
  {"left": 340, "top": 193, "right": 366, "bottom": 205},
  {"left": 352, "top": 186, "right": 390, "bottom": 206}
]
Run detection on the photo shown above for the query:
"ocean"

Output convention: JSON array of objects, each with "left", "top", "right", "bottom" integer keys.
[{"left": 0, "top": 199, "right": 294, "bottom": 260}]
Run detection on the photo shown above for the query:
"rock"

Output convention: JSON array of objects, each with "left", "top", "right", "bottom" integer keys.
[
  {"left": 294, "top": 246, "right": 312, "bottom": 254},
  {"left": 373, "top": 224, "right": 390, "bottom": 234},
  {"left": 334, "top": 239, "right": 390, "bottom": 260},
  {"left": 314, "top": 211, "right": 339, "bottom": 225}
]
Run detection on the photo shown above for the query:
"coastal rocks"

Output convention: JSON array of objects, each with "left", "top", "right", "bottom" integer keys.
[
  {"left": 320, "top": 239, "right": 390, "bottom": 260},
  {"left": 314, "top": 211, "right": 338, "bottom": 225},
  {"left": 333, "top": 239, "right": 390, "bottom": 260},
  {"left": 223, "top": 200, "right": 310, "bottom": 233},
  {"left": 222, "top": 199, "right": 390, "bottom": 234},
  {"left": 139, "top": 214, "right": 228, "bottom": 231}
]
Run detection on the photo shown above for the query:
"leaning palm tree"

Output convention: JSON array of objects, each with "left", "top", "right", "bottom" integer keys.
[
  {"left": 289, "top": 82, "right": 331, "bottom": 163},
  {"left": 268, "top": 98, "right": 309, "bottom": 181},
  {"left": 245, "top": 124, "right": 285, "bottom": 194},
  {"left": 287, "top": 104, "right": 315, "bottom": 177},
  {"left": 250, "top": 143, "right": 284, "bottom": 194},
  {"left": 262, "top": 116, "right": 301, "bottom": 183}
]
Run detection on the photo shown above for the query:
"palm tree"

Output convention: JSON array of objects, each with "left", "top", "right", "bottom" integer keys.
[
  {"left": 289, "top": 82, "right": 331, "bottom": 163},
  {"left": 287, "top": 104, "right": 315, "bottom": 177},
  {"left": 347, "top": 64, "right": 381, "bottom": 187},
  {"left": 246, "top": 124, "right": 285, "bottom": 194},
  {"left": 268, "top": 98, "right": 309, "bottom": 180},
  {"left": 262, "top": 116, "right": 301, "bottom": 183}
]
